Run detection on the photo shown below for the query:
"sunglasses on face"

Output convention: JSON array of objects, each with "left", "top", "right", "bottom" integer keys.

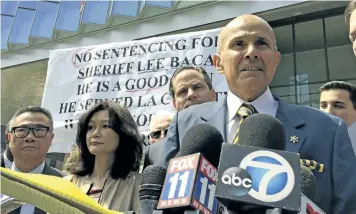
[{"left": 149, "top": 129, "right": 168, "bottom": 140}]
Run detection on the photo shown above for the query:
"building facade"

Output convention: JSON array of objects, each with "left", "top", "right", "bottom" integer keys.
[{"left": 1, "top": 0, "right": 355, "bottom": 169}]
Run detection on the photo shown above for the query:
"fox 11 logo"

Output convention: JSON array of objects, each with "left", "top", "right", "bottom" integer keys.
[{"left": 157, "top": 153, "right": 221, "bottom": 214}]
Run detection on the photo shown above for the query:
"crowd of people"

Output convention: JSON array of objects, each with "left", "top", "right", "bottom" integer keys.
[{"left": 1, "top": 1, "right": 356, "bottom": 213}]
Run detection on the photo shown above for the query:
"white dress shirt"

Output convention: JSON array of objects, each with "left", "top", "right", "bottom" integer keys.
[
  {"left": 227, "top": 88, "right": 279, "bottom": 144},
  {"left": 348, "top": 121, "right": 356, "bottom": 155},
  {"left": 3, "top": 152, "right": 13, "bottom": 169},
  {"left": 11, "top": 161, "right": 46, "bottom": 214}
]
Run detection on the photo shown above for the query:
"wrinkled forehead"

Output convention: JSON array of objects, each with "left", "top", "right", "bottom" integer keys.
[
  {"left": 221, "top": 18, "right": 275, "bottom": 43},
  {"left": 12, "top": 112, "right": 51, "bottom": 127},
  {"left": 150, "top": 116, "right": 172, "bottom": 129}
]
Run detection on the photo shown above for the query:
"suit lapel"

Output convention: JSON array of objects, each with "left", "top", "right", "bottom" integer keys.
[
  {"left": 34, "top": 207, "right": 46, "bottom": 214},
  {"left": 197, "top": 96, "right": 306, "bottom": 152},
  {"left": 274, "top": 95, "right": 306, "bottom": 153},
  {"left": 200, "top": 100, "right": 228, "bottom": 142},
  {"left": 1, "top": 154, "right": 5, "bottom": 168}
]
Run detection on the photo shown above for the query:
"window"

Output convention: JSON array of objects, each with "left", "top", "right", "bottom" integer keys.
[
  {"left": 270, "top": 86, "right": 296, "bottom": 104},
  {"left": 8, "top": 8, "right": 35, "bottom": 44},
  {"left": 296, "top": 49, "right": 327, "bottom": 83},
  {"left": 1, "top": 15, "right": 14, "bottom": 49},
  {"left": 295, "top": 19, "right": 324, "bottom": 52},
  {"left": 1, "top": 1, "right": 19, "bottom": 16},
  {"left": 31, "top": 1, "right": 59, "bottom": 38},
  {"left": 325, "top": 15, "right": 350, "bottom": 47},
  {"left": 55, "top": 1, "right": 81, "bottom": 32},
  {"left": 296, "top": 83, "right": 323, "bottom": 107},
  {"left": 19, "top": 0, "right": 38, "bottom": 9},
  {"left": 111, "top": 1, "right": 139, "bottom": 17},
  {"left": 328, "top": 45, "right": 356, "bottom": 80},
  {"left": 81, "top": 1, "right": 110, "bottom": 25}
]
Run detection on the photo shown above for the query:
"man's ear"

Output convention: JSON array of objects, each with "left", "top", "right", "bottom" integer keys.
[
  {"left": 213, "top": 54, "right": 224, "bottom": 75},
  {"left": 211, "top": 88, "right": 217, "bottom": 101},
  {"left": 7, "top": 134, "right": 11, "bottom": 143},
  {"left": 272, "top": 51, "right": 281, "bottom": 76},
  {"left": 172, "top": 99, "right": 177, "bottom": 109}
]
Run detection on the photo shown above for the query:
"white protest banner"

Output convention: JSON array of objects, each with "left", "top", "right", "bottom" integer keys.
[{"left": 42, "top": 28, "right": 228, "bottom": 153}]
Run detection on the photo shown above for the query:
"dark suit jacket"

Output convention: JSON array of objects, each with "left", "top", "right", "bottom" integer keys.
[
  {"left": 1, "top": 159, "right": 64, "bottom": 214},
  {"left": 143, "top": 141, "right": 164, "bottom": 169},
  {"left": 1, "top": 153, "right": 9, "bottom": 168},
  {"left": 159, "top": 96, "right": 356, "bottom": 214}
]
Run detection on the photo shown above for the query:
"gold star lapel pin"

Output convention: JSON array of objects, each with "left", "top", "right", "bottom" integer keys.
[{"left": 290, "top": 135, "right": 299, "bottom": 144}]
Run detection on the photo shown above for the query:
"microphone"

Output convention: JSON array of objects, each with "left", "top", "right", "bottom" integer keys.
[
  {"left": 300, "top": 165, "right": 317, "bottom": 202},
  {"left": 215, "top": 114, "right": 301, "bottom": 213},
  {"left": 238, "top": 113, "right": 286, "bottom": 150},
  {"left": 139, "top": 165, "right": 167, "bottom": 214},
  {"left": 176, "top": 123, "right": 224, "bottom": 168},
  {"left": 157, "top": 124, "right": 224, "bottom": 214},
  {"left": 298, "top": 165, "right": 325, "bottom": 214}
]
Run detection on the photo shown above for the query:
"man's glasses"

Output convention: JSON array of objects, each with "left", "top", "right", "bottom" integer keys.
[
  {"left": 149, "top": 129, "right": 168, "bottom": 140},
  {"left": 11, "top": 126, "right": 51, "bottom": 138}
]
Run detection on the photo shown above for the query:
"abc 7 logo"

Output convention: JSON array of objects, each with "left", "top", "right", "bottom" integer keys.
[{"left": 221, "top": 151, "right": 295, "bottom": 203}]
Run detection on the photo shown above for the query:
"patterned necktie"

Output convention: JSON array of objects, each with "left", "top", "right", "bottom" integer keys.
[{"left": 233, "top": 103, "right": 258, "bottom": 144}]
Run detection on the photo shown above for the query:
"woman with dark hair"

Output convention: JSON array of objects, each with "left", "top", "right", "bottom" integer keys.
[{"left": 65, "top": 101, "right": 143, "bottom": 212}]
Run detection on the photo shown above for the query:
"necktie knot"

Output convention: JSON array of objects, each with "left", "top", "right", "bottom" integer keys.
[
  {"left": 233, "top": 103, "right": 258, "bottom": 144},
  {"left": 237, "top": 103, "right": 258, "bottom": 118}
]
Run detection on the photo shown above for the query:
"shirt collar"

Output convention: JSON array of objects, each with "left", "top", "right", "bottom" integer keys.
[
  {"left": 4, "top": 152, "right": 10, "bottom": 162},
  {"left": 3, "top": 153, "right": 13, "bottom": 169},
  {"left": 348, "top": 121, "right": 356, "bottom": 132},
  {"left": 227, "top": 88, "right": 276, "bottom": 121},
  {"left": 11, "top": 161, "right": 45, "bottom": 174}
]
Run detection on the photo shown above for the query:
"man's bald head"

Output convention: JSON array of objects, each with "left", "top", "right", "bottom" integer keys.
[
  {"left": 213, "top": 13, "right": 281, "bottom": 102},
  {"left": 149, "top": 111, "right": 173, "bottom": 144},
  {"left": 217, "top": 14, "right": 277, "bottom": 53}
]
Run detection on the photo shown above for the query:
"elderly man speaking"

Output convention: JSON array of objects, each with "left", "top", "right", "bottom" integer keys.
[{"left": 159, "top": 14, "right": 356, "bottom": 214}]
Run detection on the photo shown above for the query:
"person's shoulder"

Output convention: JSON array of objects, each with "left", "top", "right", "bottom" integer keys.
[
  {"left": 45, "top": 165, "right": 65, "bottom": 177},
  {"left": 125, "top": 171, "right": 142, "bottom": 186},
  {"left": 287, "top": 102, "right": 342, "bottom": 126},
  {"left": 178, "top": 101, "right": 221, "bottom": 116},
  {"left": 128, "top": 171, "right": 142, "bottom": 179}
]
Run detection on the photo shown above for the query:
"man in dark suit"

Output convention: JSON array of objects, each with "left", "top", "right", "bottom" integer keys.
[
  {"left": 1, "top": 122, "right": 14, "bottom": 169},
  {"left": 0, "top": 146, "right": 13, "bottom": 168},
  {"left": 160, "top": 14, "right": 356, "bottom": 214},
  {"left": 143, "top": 111, "right": 173, "bottom": 167},
  {"left": 143, "top": 66, "right": 216, "bottom": 168},
  {"left": 3, "top": 106, "right": 63, "bottom": 214}
]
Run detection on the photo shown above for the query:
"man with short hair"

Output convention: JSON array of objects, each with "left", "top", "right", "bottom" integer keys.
[
  {"left": 143, "top": 111, "right": 173, "bottom": 168},
  {"left": 169, "top": 66, "right": 216, "bottom": 111},
  {"left": 320, "top": 81, "right": 356, "bottom": 154},
  {"left": 143, "top": 66, "right": 216, "bottom": 168},
  {"left": 160, "top": 14, "right": 356, "bottom": 213},
  {"left": 4, "top": 106, "right": 63, "bottom": 214},
  {"left": 345, "top": 0, "right": 356, "bottom": 55},
  {"left": 1, "top": 121, "right": 14, "bottom": 168}
]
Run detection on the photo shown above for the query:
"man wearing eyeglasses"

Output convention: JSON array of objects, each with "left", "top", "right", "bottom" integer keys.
[
  {"left": 3, "top": 106, "right": 63, "bottom": 214},
  {"left": 149, "top": 111, "right": 173, "bottom": 145},
  {"left": 1, "top": 121, "right": 14, "bottom": 169},
  {"left": 143, "top": 112, "right": 173, "bottom": 168}
]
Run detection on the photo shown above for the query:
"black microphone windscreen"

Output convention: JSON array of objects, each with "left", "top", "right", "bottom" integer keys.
[
  {"left": 176, "top": 123, "right": 224, "bottom": 168},
  {"left": 300, "top": 165, "right": 318, "bottom": 202},
  {"left": 141, "top": 165, "right": 167, "bottom": 185},
  {"left": 139, "top": 165, "right": 167, "bottom": 198},
  {"left": 238, "top": 113, "right": 286, "bottom": 150}
]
